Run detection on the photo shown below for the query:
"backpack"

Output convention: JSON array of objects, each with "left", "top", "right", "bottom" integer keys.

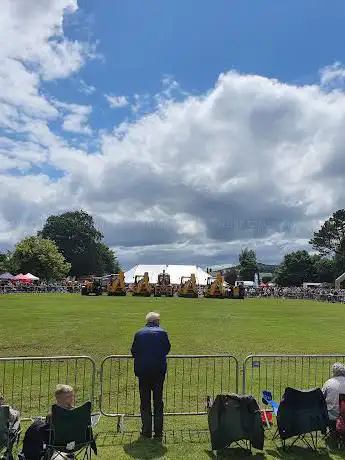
[{"left": 21, "top": 418, "right": 49, "bottom": 460}]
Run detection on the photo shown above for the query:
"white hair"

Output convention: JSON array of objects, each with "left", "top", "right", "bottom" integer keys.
[
  {"left": 146, "top": 311, "right": 160, "bottom": 322},
  {"left": 332, "top": 362, "right": 345, "bottom": 377}
]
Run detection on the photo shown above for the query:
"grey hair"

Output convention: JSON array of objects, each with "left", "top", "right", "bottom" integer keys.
[{"left": 332, "top": 362, "right": 345, "bottom": 377}]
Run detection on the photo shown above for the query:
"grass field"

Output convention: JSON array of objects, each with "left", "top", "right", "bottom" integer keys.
[{"left": 1, "top": 294, "right": 345, "bottom": 459}]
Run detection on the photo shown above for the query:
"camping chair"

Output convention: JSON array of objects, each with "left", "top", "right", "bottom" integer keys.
[
  {"left": 277, "top": 387, "right": 329, "bottom": 452},
  {"left": 46, "top": 402, "right": 97, "bottom": 460},
  {"left": 0, "top": 405, "right": 21, "bottom": 460},
  {"left": 208, "top": 394, "right": 264, "bottom": 455}
]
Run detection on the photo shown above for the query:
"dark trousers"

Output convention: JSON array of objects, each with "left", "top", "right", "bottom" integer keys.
[{"left": 139, "top": 374, "right": 165, "bottom": 437}]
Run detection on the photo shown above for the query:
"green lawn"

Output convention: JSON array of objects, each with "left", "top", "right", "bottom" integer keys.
[{"left": 1, "top": 294, "right": 345, "bottom": 459}]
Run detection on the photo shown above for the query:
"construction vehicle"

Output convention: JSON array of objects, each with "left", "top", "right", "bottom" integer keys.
[
  {"left": 81, "top": 277, "right": 103, "bottom": 296},
  {"left": 154, "top": 270, "right": 173, "bottom": 297},
  {"left": 107, "top": 272, "right": 126, "bottom": 296},
  {"left": 132, "top": 272, "right": 151, "bottom": 297},
  {"left": 230, "top": 282, "right": 245, "bottom": 299},
  {"left": 178, "top": 274, "right": 198, "bottom": 298},
  {"left": 204, "top": 274, "right": 225, "bottom": 298}
]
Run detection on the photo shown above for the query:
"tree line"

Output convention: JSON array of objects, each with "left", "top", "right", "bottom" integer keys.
[
  {"left": 0, "top": 211, "right": 120, "bottom": 280},
  {"left": 1, "top": 208, "right": 345, "bottom": 285},
  {"left": 222, "top": 209, "right": 345, "bottom": 286}
]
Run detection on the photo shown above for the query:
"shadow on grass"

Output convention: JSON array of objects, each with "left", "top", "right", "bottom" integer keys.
[
  {"left": 123, "top": 437, "right": 167, "bottom": 459},
  {"left": 205, "top": 448, "right": 265, "bottom": 458},
  {"left": 97, "top": 429, "right": 210, "bottom": 447},
  {"left": 265, "top": 446, "right": 332, "bottom": 459}
]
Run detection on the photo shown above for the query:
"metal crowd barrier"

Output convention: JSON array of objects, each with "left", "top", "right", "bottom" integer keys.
[
  {"left": 99, "top": 355, "right": 239, "bottom": 420},
  {"left": 0, "top": 356, "right": 96, "bottom": 420},
  {"left": 242, "top": 354, "right": 345, "bottom": 405}
]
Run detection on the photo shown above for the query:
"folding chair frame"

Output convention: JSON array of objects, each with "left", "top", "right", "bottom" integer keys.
[
  {"left": 46, "top": 426, "right": 94, "bottom": 460},
  {"left": 281, "top": 430, "right": 320, "bottom": 452},
  {"left": 0, "top": 406, "right": 21, "bottom": 460}
]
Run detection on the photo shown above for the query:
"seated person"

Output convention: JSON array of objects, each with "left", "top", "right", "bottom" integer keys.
[
  {"left": 0, "top": 393, "right": 20, "bottom": 460},
  {"left": 20, "top": 385, "right": 75, "bottom": 460},
  {"left": 322, "top": 362, "right": 345, "bottom": 430}
]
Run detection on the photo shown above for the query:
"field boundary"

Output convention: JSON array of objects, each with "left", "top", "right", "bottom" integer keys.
[{"left": 1, "top": 353, "right": 343, "bottom": 421}]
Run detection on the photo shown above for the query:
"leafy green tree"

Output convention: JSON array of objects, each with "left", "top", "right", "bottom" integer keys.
[
  {"left": 275, "top": 250, "right": 315, "bottom": 286},
  {"left": 11, "top": 236, "right": 71, "bottom": 280},
  {"left": 93, "top": 243, "right": 120, "bottom": 276},
  {"left": 39, "top": 210, "right": 119, "bottom": 276},
  {"left": 238, "top": 248, "right": 258, "bottom": 281},
  {"left": 311, "top": 255, "right": 334, "bottom": 283},
  {"left": 0, "top": 253, "right": 8, "bottom": 273},
  {"left": 310, "top": 210, "right": 345, "bottom": 256},
  {"left": 224, "top": 268, "right": 238, "bottom": 285}
]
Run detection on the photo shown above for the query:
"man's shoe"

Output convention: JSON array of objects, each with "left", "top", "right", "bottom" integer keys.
[
  {"left": 154, "top": 434, "right": 163, "bottom": 442},
  {"left": 140, "top": 433, "right": 152, "bottom": 439}
]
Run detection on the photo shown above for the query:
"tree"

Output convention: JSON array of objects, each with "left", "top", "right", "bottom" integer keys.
[
  {"left": 311, "top": 255, "right": 335, "bottom": 283},
  {"left": 310, "top": 210, "right": 345, "bottom": 256},
  {"left": 238, "top": 248, "right": 258, "bottom": 281},
  {"left": 275, "top": 250, "right": 315, "bottom": 286},
  {"left": 39, "top": 210, "right": 119, "bottom": 276},
  {"left": 224, "top": 268, "right": 238, "bottom": 285},
  {"left": 310, "top": 209, "right": 345, "bottom": 276},
  {"left": 0, "top": 253, "right": 8, "bottom": 273},
  {"left": 10, "top": 236, "right": 71, "bottom": 280},
  {"left": 93, "top": 243, "right": 120, "bottom": 276}
]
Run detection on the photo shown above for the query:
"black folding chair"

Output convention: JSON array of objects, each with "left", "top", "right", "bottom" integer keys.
[
  {"left": 0, "top": 405, "right": 21, "bottom": 460},
  {"left": 277, "top": 387, "right": 329, "bottom": 452},
  {"left": 46, "top": 402, "right": 97, "bottom": 460}
]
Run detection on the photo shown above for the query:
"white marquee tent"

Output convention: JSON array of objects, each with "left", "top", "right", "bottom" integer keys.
[{"left": 124, "top": 264, "right": 212, "bottom": 286}]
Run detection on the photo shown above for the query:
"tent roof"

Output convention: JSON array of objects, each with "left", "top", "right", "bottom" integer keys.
[
  {"left": 124, "top": 264, "right": 213, "bottom": 285},
  {"left": 25, "top": 273, "right": 39, "bottom": 280},
  {"left": 0, "top": 272, "right": 13, "bottom": 279}
]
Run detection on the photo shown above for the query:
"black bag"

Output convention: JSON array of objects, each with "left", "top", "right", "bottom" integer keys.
[{"left": 21, "top": 419, "right": 49, "bottom": 460}]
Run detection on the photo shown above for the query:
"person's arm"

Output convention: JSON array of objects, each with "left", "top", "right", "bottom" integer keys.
[
  {"left": 164, "top": 332, "right": 171, "bottom": 355},
  {"left": 131, "top": 333, "right": 138, "bottom": 357}
]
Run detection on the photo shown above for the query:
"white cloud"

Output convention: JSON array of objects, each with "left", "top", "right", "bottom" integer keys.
[
  {"left": 79, "top": 79, "right": 96, "bottom": 95},
  {"left": 1, "top": 3, "right": 345, "bottom": 267},
  {"left": 61, "top": 104, "right": 92, "bottom": 134},
  {"left": 105, "top": 95, "right": 129, "bottom": 109},
  {"left": 320, "top": 62, "right": 345, "bottom": 88}
]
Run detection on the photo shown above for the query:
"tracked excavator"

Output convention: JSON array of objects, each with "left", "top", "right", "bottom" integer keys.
[
  {"left": 154, "top": 270, "right": 173, "bottom": 297},
  {"left": 132, "top": 272, "right": 151, "bottom": 296},
  {"left": 107, "top": 272, "right": 127, "bottom": 296},
  {"left": 178, "top": 274, "right": 198, "bottom": 298},
  {"left": 204, "top": 274, "right": 225, "bottom": 298}
]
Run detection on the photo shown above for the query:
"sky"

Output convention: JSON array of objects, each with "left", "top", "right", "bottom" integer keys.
[{"left": 1, "top": 0, "right": 345, "bottom": 269}]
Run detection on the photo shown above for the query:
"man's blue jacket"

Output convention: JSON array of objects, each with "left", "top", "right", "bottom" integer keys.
[{"left": 131, "top": 323, "right": 171, "bottom": 378}]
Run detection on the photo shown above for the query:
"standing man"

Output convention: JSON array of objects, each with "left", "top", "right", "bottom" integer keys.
[{"left": 131, "top": 312, "right": 171, "bottom": 440}]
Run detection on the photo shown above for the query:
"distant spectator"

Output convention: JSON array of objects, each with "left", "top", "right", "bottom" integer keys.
[
  {"left": 131, "top": 312, "right": 171, "bottom": 440},
  {"left": 322, "top": 363, "right": 345, "bottom": 427}
]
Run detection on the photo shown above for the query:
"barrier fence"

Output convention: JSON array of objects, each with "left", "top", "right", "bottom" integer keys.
[
  {"left": 0, "top": 356, "right": 96, "bottom": 420},
  {"left": 2, "top": 354, "right": 345, "bottom": 423},
  {"left": 99, "top": 355, "right": 239, "bottom": 418},
  {"left": 242, "top": 354, "right": 345, "bottom": 406}
]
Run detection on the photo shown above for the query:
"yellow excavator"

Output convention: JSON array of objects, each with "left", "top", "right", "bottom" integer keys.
[
  {"left": 178, "top": 274, "right": 198, "bottom": 298},
  {"left": 230, "top": 281, "right": 245, "bottom": 299},
  {"left": 81, "top": 277, "right": 103, "bottom": 296},
  {"left": 154, "top": 270, "right": 173, "bottom": 297},
  {"left": 107, "top": 272, "right": 126, "bottom": 296},
  {"left": 204, "top": 274, "right": 225, "bottom": 298},
  {"left": 132, "top": 272, "right": 151, "bottom": 296}
]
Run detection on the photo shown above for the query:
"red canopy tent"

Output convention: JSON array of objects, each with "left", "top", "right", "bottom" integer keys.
[{"left": 13, "top": 273, "right": 33, "bottom": 283}]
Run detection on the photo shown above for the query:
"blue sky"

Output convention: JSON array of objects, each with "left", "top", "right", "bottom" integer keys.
[{"left": 1, "top": 0, "right": 345, "bottom": 269}]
